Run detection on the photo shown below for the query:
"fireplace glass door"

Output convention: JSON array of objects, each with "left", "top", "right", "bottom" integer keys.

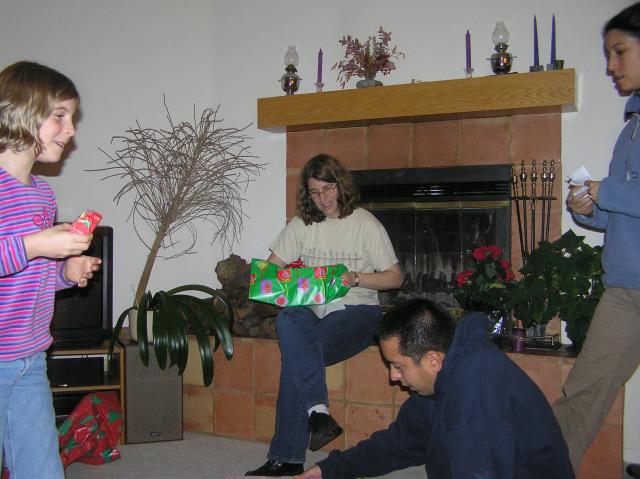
[{"left": 366, "top": 201, "right": 510, "bottom": 312}]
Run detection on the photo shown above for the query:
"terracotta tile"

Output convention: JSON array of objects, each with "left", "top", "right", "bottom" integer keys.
[
  {"left": 183, "top": 383, "right": 214, "bottom": 433},
  {"left": 325, "top": 127, "right": 367, "bottom": 170},
  {"left": 255, "top": 339, "right": 281, "bottom": 395},
  {"left": 255, "top": 393, "right": 277, "bottom": 443},
  {"left": 578, "top": 423, "right": 623, "bottom": 479},
  {"left": 413, "top": 120, "right": 459, "bottom": 167},
  {"left": 345, "top": 404, "right": 394, "bottom": 448},
  {"left": 214, "top": 389, "right": 255, "bottom": 439},
  {"left": 287, "top": 130, "right": 326, "bottom": 168},
  {"left": 346, "top": 347, "right": 393, "bottom": 404},
  {"left": 510, "top": 114, "right": 561, "bottom": 165},
  {"left": 327, "top": 361, "right": 345, "bottom": 401},
  {"left": 286, "top": 174, "right": 300, "bottom": 221},
  {"left": 213, "top": 338, "right": 254, "bottom": 392},
  {"left": 509, "top": 354, "right": 563, "bottom": 403},
  {"left": 460, "top": 117, "right": 509, "bottom": 165},
  {"left": 368, "top": 123, "right": 411, "bottom": 169}
]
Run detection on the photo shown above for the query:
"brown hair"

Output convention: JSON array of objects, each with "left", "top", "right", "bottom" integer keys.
[
  {"left": 0, "top": 61, "right": 79, "bottom": 155},
  {"left": 297, "top": 153, "right": 360, "bottom": 224}
]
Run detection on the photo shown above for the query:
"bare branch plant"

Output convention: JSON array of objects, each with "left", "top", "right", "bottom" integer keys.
[{"left": 93, "top": 99, "right": 264, "bottom": 307}]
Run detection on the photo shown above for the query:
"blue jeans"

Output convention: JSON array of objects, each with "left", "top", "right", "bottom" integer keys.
[
  {"left": 268, "top": 305, "right": 383, "bottom": 463},
  {"left": 0, "top": 352, "right": 64, "bottom": 478}
]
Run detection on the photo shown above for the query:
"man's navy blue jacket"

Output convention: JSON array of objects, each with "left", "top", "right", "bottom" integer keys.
[{"left": 318, "top": 312, "right": 575, "bottom": 478}]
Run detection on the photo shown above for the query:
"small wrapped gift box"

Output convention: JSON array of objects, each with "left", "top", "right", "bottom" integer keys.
[{"left": 249, "top": 259, "right": 350, "bottom": 307}]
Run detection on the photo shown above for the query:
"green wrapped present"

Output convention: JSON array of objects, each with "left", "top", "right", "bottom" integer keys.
[{"left": 249, "top": 258, "right": 350, "bottom": 307}]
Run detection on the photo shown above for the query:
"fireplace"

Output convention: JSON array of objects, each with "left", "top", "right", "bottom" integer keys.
[{"left": 352, "top": 165, "right": 511, "bottom": 311}]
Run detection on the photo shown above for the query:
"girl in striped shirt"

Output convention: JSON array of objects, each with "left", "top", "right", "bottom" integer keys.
[{"left": 0, "top": 61, "right": 101, "bottom": 478}]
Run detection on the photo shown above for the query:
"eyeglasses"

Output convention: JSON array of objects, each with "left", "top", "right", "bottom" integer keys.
[{"left": 308, "top": 183, "right": 337, "bottom": 199}]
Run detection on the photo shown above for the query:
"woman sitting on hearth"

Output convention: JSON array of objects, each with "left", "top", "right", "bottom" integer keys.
[{"left": 246, "top": 153, "right": 402, "bottom": 477}]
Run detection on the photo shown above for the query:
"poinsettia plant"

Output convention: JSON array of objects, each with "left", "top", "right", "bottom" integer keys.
[
  {"left": 454, "top": 245, "right": 515, "bottom": 315},
  {"left": 332, "top": 26, "right": 404, "bottom": 89}
]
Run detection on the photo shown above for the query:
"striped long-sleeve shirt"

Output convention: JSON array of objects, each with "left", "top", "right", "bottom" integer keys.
[{"left": 0, "top": 167, "right": 74, "bottom": 361}]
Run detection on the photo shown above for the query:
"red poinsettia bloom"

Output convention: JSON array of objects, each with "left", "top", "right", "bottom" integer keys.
[
  {"left": 456, "top": 270, "right": 473, "bottom": 287},
  {"left": 454, "top": 245, "right": 515, "bottom": 314},
  {"left": 500, "top": 260, "right": 516, "bottom": 281},
  {"left": 472, "top": 245, "right": 503, "bottom": 261}
]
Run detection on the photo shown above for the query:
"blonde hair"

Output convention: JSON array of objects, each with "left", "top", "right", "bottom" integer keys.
[{"left": 0, "top": 61, "right": 79, "bottom": 155}]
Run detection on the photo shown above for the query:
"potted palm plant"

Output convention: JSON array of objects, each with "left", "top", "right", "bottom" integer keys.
[{"left": 97, "top": 98, "right": 263, "bottom": 386}]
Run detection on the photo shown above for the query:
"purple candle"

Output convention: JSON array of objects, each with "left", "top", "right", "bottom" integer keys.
[
  {"left": 465, "top": 30, "right": 471, "bottom": 71},
  {"left": 317, "top": 49, "right": 323, "bottom": 84},
  {"left": 550, "top": 15, "right": 556, "bottom": 63},
  {"left": 533, "top": 16, "right": 539, "bottom": 66}
]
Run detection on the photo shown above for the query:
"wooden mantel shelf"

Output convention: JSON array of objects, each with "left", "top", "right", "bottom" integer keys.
[{"left": 257, "top": 69, "right": 576, "bottom": 132}]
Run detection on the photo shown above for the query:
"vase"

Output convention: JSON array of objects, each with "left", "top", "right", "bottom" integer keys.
[
  {"left": 488, "top": 310, "right": 514, "bottom": 351},
  {"left": 356, "top": 76, "right": 383, "bottom": 88},
  {"left": 128, "top": 309, "right": 154, "bottom": 343}
]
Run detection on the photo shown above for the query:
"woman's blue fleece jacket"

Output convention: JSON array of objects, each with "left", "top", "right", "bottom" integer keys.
[
  {"left": 317, "top": 312, "right": 574, "bottom": 479},
  {"left": 573, "top": 93, "right": 640, "bottom": 289}
]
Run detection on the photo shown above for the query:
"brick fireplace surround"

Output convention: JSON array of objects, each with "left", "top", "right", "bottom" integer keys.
[{"left": 182, "top": 71, "right": 623, "bottom": 478}]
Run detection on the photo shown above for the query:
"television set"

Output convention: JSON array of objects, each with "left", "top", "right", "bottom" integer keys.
[{"left": 50, "top": 225, "right": 113, "bottom": 348}]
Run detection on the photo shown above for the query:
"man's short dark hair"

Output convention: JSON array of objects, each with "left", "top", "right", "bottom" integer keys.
[{"left": 377, "top": 299, "right": 456, "bottom": 364}]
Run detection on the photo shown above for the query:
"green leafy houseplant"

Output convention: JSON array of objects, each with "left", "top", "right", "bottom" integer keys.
[
  {"left": 97, "top": 99, "right": 264, "bottom": 386},
  {"left": 506, "top": 230, "right": 603, "bottom": 352},
  {"left": 454, "top": 245, "right": 516, "bottom": 328}
]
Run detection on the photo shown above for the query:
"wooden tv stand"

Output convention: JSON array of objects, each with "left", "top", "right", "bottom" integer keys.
[{"left": 48, "top": 341, "right": 125, "bottom": 442}]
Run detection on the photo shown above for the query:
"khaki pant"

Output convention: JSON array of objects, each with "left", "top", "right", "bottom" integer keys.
[{"left": 553, "top": 287, "right": 640, "bottom": 473}]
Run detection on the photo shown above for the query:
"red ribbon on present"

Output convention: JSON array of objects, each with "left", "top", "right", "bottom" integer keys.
[{"left": 287, "top": 259, "right": 307, "bottom": 268}]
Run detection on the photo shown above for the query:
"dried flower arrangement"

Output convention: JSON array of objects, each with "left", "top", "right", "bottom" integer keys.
[{"left": 332, "top": 26, "right": 404, "bottom": 89}]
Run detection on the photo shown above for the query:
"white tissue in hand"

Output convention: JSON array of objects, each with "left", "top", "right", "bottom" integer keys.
[
  {"left": 568, "top": 166, "right": 593, "bottom": 185},
  {"left": 573, "top": 185, "right": 589, "bottom": 195}
]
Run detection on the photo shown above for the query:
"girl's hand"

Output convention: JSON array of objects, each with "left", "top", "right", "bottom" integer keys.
[
  {"left": 567, "top": 185, "right": 594, "bottom": 216},
  {"left": 64, "top": 255, "right": 102, "bottom": 287},
  {"left": 24, "top": 223, "right": 92, "bottom": 259}
]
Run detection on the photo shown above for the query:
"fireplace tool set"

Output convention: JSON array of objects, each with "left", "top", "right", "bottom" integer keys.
[
  {"left": 511, "top": 159, "right": 556, "bottom": 263},
  {"left": 511, "top": 159, "right": 561, "bottom": 349}
]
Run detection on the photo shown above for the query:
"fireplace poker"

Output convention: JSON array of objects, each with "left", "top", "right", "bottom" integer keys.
[
  {"left": 540, "top": 160, "right": 548, "bottom": 243},
  {"left": 519, "top": 161, "right": 529, "bottom": 258},
  {"left": 546, "top": 159, "right": 555, "bottom": 240},
  {"left": 530, "top": 160, "right": 538, "bottom": 253},
  {"left": 511, "top": 164, "right": 526, "bottom": 261}
]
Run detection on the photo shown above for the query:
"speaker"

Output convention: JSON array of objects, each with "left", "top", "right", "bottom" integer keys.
[{"left": 124, "top": 343, "right": 183, "bottom": 444}]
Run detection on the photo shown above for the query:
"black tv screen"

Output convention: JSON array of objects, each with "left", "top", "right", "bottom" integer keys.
[{"left": 50, "top": 225, "right": 113, "bottom": 348}]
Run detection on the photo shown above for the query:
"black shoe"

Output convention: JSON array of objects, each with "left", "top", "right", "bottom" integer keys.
[
  {"left": 627, "top": 464, "right": 640, "bottom": 478},
  {"left": 245, "top": 459, "right": 304, "bottom": 476},
  {"left": 308, "top": 411, "right": 343, "bottom": 451}
]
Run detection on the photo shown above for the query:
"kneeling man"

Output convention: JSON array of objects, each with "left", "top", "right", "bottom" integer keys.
[{"left": 297, "top": 299, "right": 574, "bottom": 479}]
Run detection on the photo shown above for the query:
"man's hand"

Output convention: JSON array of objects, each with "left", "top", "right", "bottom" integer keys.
[
  {"left": 64, "top": 255, "right": 102, "bottom": 287},
  {"left": 295, "top": 465, "right": 322, "bottom": 479}
]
